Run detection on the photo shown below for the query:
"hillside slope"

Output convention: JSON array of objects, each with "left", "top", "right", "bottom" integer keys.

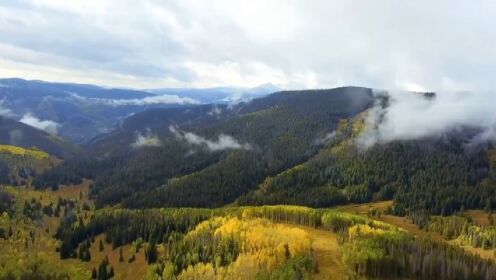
[
  {"left": 33, "top": 86, "right": 496, "bottom": 216},
  {"left": 0, "top": 116, "right": 80, "bottom": 159},
  {"left": 0, "top": 78, "right": 193, "bottom": 143},
  {"left": 35, "top": 87, "right": 374, "bottom": 208},
  {"left": 0, "top": 144, "right": 60, "bottom": 186}
]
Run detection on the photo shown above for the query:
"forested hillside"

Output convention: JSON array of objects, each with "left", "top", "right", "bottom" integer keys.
[
  {"left": 0, "top": 78, "right": 194, "bottom": 143},
  {"left": 0, "top": 144, "right": 59, "bottom": 186},
  {"left": 35, "top": 87, "right": 375, "bottom": 208},
  {"left": 3, "top": 86, "right": 496, "bottom": 279},
  {"left": 32, "top": 86, "right": 496, "bottom": 217},
  {"left": 240, "top": 120, "right": 494, "bottom": 216},
  {"left": 0, "top": 116, "right": 80, "bottom": 159},
  {"left": 55, "top": 205, "right": 496, "bottom": 280}
]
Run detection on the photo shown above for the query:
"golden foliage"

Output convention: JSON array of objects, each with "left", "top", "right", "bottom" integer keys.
[
  {"left": 0, "top": 144, "right": 49, "bottom": 159},
  {"left": 175, "top": 217, "right": 314, "bottom": 280}
]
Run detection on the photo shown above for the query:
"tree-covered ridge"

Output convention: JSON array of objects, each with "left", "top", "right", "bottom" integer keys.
[
  {"left": 53, "top": 205, "right": 496, "bottom": 280},
  {"left": 0, "top": 144, "right": 49, "bottom": 159},
  {"left": 34, "top": 87, "right": 374, "bottom": 208},
  {"left": 158, "top": 217, "right": 315, "bottom": 279},
  {"left": 0, "top": 186, "right": 91, "bottom": 279},
  {"left": 240, "top": 111, "right": 494, "bottom": 216},
  {"left": 0, "top": 145, "right": 59, "bottom": 186},
  {"left": 417, "top": 214, "right": 496, "bottom": 251},
  {"left": 31, "top": 86, "right": 496, "bottom": 217},
  {"left": 0, "top": 116, "right": 81, "bottom": 159}
]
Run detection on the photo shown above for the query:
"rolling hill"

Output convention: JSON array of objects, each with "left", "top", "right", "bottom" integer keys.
[
  {"left": 32, "top": 86, "right": 496, "bottom": 217},
  {"left": 0, "top": 116, "right": 80, "bottom": 159},
  {"left": 0, "top": 78, "right": 278, "bottom": 143},
  {"left": 35, "top": 87, "right": 375, "bottom": 207}
]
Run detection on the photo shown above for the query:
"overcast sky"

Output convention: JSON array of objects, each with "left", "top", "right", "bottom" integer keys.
[{"left": 1, "top": 0, "right": 495, "bottom": 90}]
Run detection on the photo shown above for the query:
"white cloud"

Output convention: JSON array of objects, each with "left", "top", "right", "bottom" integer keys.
[
  {"left": 9, "top": 129, "right": 23, "bottom": 145},
  {"left": 1, "top": 1, "right": 495, "bottom": 91},
  {"left": 131, "top": 130, "right": 162, "bottom": 148},
  {"left": 19, "top": 113, "right": 59, "bottom": 134},
  {"left": 207, "top": 106, "right": 222, "bottom": 116},
  {"left": 357, "top": 91, "right": 496, "bottom": 148},
  {"left": 314, "top": 132, "right": 337, "bottom": 146},
  {"left": 0, "top": 100, "right": 13, "bottom": 116},
  {"left": 169, "top": 125, "right": 252, "bottom": 151},
  {"left": 97, "top": 94, "right": 200, "bottom": 106}
]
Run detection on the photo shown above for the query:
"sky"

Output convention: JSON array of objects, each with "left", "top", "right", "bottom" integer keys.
[{"left": 1, "top": 0, "right": 496, "bottom": 90}]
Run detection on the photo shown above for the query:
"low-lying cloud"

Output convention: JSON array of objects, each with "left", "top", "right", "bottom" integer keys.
[
  {"left": 207, "top": 106, "right": 223, "bottom": 116},
  {"left": 314, "top": 132, "right": 337, "bottom": 146},
  {"left": 103, "top": 94, "right": 200, "bottom": 106},
  {"left": 357, "top": 90, "right": 496, "bottom": 148},
  {"left": 19, "top": 113, "right": 59, "bottom": 134},
  {"left": 63, "top": 92, "right": 200, "bottom": 106},
  {"left": 9, "top": 129, "right": 23, "bottom": 145},
  {"left": 0, "top": 100, "right": 13, "bottom": 117},
  {"left": 169, "top": 125, "right": 252, "bottom": 151},
  {"left": 131, "top": 130, "right": 162, "bottom": 148}
]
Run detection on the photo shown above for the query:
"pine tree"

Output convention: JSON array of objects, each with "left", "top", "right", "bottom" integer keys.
[
  {"left": 99, "top": 239, "right": 104, "bottom": 252},
  {"left": 97, "top": 261, "right": 107, "bottom": 280},
  {"left": 91, "top": 268, "right": 97, "bottom": 279},
  {"left": 146, "top": 240, "right": 157, "bottom": 264},
  {"left": 108, "top": 266, "right": 114, "bottom": 278},
  {"left": 128, "top": 253, "right": 135, "bottom": 263},
  {"left": 119, "top": 247, "right": 124, "bottom": 262}
]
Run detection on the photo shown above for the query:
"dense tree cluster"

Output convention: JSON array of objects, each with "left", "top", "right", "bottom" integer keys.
[
  {"left": 0, "top": 190, "right": 13, "bottom": 215},
  {"left": 22, "top": 198, "right": 43, "bottom": 220},
  {"left": 342, "top": 224, "right": 496, "bottom": 279},
  {"left": 424, "top": 215, "right": 496, "bottom": 250},
  {"left": 0, "top": 161, "right": 9, "bottom": 185},
  {"left": 55, "top": 208, "right": 228, "bottom": 259},
  {"left": 241, "top": 130, "right": 494, "bottom": 216},
  {"left": 244, "top": 206, "right": 496, "bottom": 280},
  {"left": 33, "top": 88, "right": 374, "bottom": 210},
  {"left": 153, "top": 216, "right": 315, "bottom": 279},
  {"left": 53, "top": 206, "right": 496, "bottom": 280}
]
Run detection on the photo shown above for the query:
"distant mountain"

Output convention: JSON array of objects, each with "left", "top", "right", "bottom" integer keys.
[
  {"left": 0, "top": 78, "right": 198, "bottom": 143},
  {"left": 33, "top": 86, "right": 496, "bottom": 217},
  {"left": 35, "top": 87, "right": 375, "bottom": 207},
  {"left": 146, "top": 83, "right": 280, "bottom": 104},
  {"left": 0, "top": 78, "right": 279, "bottom": 143},
  {"left": 0, "top": 116, "right": 80, "bottom": 159}
]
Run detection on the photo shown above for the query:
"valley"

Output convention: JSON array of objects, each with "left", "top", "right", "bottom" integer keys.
[
  {"left": 2, "top": 1, "right": 495, "bottom": 278},
  {"left": 1, "top": 86, "right": 496, "bottom": 279},
  {"left": 2, "top": 180, "right": 496, "bottom": 279}
]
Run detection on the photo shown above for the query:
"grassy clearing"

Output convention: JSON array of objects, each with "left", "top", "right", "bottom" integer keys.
[
  {"left": 336, "top": 200, "right": 393, "bottom": 215},
  {"left": 286, "top": 224, "right": 346, "bottom": 280},
  {"left": 464, "top": 209, "right": 493, "bottom": 227}
]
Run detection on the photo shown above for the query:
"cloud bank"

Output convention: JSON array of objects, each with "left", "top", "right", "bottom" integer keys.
[
  {"left": 169, "top": 125, "right": 252, "bottom": 151},
  {"left": 62, "top": 92, "right": 199, "bottom": 106},
  {"left": 99, "top": 94, "right": 200, "bottom": 106},
  {"left": 19, "top": 113, "right": 59, "bottom": 134},
  {"left": 357, "top": 91, "right": 496, "bottom": 148},
  {"left": 1, "top": 1, "right": 496, "bottom": 91},
  {"left": 131, "top": 130, "right": 162, "bottom": 148},
  {"left": 9, "top": 129, "right": 23, "bottom": 145},
  {"left": 0, "top": 101, "right": 12, "bottom": 117}
]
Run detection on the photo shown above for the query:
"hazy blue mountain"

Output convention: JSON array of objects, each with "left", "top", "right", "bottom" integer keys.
[
  {"left": 0, "top": 116, "right": 80, "bottom": 159},
  {"left": 147, "top": 83, "right": 280, "bottom": 104},
  {"left": 0, "top": 78, "right": 279, "bottom": 144}
]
